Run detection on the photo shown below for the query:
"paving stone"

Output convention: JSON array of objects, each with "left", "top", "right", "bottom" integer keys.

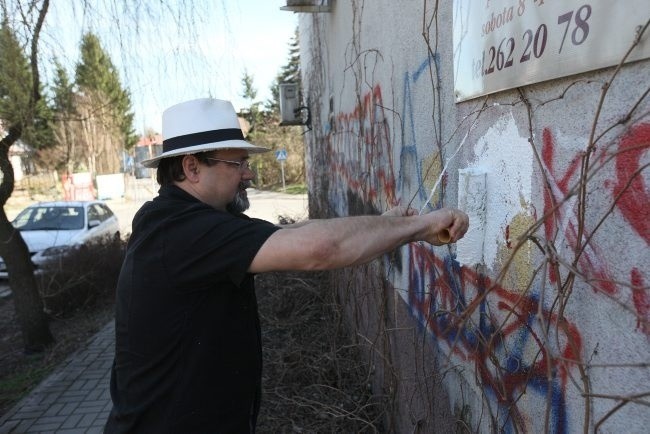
[
  {"left": 75, "top": 405, "right": 105, "bottom": 415},
  {"left": 76, "top": 413, "right": 97, "bottom": 428},
  {"left": 43, "top": 402, "right": 64, "bottom": 417},
  {"left": 60, "top": 413, "right": 83, "bottom": 429},
  {"left": 0, "top": 419, "right": 20, "bottom": 434},
  {"left": 80, "top": 378, "right": 99, "bottom": 391},
  {"left": 11, "top": 410, "right": 44, "bottom": 419},
  {"left": 29, "top": 415, "right": 67, "bottom": 431},
  {"left": 12, "top": 418, "right": 36, "bottom": 433},
  {"left": 57, "top": 403, "right": 79, "bottom": 417}
]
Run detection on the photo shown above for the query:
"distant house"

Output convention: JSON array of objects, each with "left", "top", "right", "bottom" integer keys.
[
  {"left": 134, "top": 134, "right": 162, "bottom": 179},
  {"left": 1, "top": 121, "right": 35, "bottom": 184},
  {"left": 9, "top": 140, "right": 36, "bottom": 183}
]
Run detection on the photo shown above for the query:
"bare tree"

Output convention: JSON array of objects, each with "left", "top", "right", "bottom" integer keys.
[{"left": 0, "top": 0, "right": 54, "bottom": 351}]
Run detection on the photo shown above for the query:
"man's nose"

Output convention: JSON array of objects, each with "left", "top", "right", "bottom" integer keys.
[{"left": 242, "top": 166, "right": 255, "bottom": 180}]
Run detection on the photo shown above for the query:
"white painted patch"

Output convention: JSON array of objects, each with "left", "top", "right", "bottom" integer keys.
[
  {"left": 456, "top": 168, "right": 488, "bottom": 265},
  {"left": 470, "top": 113, "right": 533, "bottom": 270}
]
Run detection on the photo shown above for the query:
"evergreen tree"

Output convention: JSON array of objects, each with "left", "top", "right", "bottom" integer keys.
[
  {"left": 267, "top": 27, "right": 301, "bottom": 113},
  {"left": 46, "top": 59, "right": 78, "bottom": 173},
  {"left": 0, "top": 20, "right": 53, "bottom": 150},
  {"left": 240, "top": 69, "right": 262, "bottom": 131},
  {"left": 51, "top": 59, "right": 75, "bottom": 114},
  {"left": 241, "top": 69, "right": 258, "bottom": 102},
  {"left": 74, "top": 32, "right": 137, "bottom": 173},
  {"left": 0, "top": 21, "right": 31, "bottom": 129}
]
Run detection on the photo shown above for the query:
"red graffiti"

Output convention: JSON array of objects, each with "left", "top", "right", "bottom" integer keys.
[
  {"left": 631, "top": 268, "right": 650, "bottom": 335},
  {"left": 329, "top": 85, "right": 399, "bottom": 211},
  {"left": 542, "top": 124, "right": 650, "bottom": 335},
  {"left": 542, "top": 128, "right": 617, "bottom": 295},
  {"left": 614, "top": 124, "right": 650, "bottom": 244}
]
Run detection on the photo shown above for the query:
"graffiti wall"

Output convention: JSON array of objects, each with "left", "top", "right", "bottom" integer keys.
[{"left": 297, "top": 1, "right": 649, "bottom": 432}]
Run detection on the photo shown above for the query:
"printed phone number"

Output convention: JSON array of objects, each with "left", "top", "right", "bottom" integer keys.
[{"left": 472, "top": 4, "right": 593, "bottom": 79}]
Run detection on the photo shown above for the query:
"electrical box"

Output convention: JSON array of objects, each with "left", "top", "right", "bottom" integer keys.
[{"left": 279, "top": 83, "right": 302, "bottom": 126}]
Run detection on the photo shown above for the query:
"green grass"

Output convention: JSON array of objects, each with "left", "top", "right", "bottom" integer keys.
[
  {"left": 280, "top": 183, "right": 307, "bottom": 194},
  {"left": 0, "top": 362, "right": 54, "bottom": 410},
  {"left": 265, "top": 183, "right": 307, "bottom": 194}
]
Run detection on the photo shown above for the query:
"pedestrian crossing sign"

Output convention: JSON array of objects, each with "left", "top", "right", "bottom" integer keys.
[{"left": 275, "top": 149, "right": 287, "bottom": 161}]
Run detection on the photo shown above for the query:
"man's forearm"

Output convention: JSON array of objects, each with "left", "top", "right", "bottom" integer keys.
[
  {"left": 250, "top": 208, "right": 468, "bottom": 273},
  {"left": 305, "top": 215, "right": 423, "bottom": 268}
]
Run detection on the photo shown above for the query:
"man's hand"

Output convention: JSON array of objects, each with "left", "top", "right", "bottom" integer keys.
[
  {"left": 424, "top": 207, "right": 469, "bottom": 246},
  {"left": 382, "top": 206, "right": 468, "bottom": 245}
]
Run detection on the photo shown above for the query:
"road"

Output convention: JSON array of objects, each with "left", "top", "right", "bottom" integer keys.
[{"left": 106, "top": 185, "right": 309, "bottom": 238}]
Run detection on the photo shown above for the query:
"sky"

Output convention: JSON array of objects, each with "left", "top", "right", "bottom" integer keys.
[{"left": 39, "top": 1, "right": 298, "bottom": 134}]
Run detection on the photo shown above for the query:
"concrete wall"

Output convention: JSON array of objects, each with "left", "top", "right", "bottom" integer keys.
[{"left": 295, "top": 1, "right": 650, "bottom": 432}]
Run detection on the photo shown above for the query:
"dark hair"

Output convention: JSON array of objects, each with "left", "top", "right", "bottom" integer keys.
[{"left": 156, "top": 152, "right": 216, "bottom": 186}]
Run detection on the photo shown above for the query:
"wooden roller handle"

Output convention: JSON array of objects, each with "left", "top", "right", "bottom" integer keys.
[{"left": 437, "top": 228, "right": 452, "bottom": 244}]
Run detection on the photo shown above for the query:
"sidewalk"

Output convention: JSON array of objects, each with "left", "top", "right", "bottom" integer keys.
[
  {"left": 0, "top": 189, "right": 309, "bottom": 433},
  {"left": 0, "top": 321, "right": 115, "bottom": 433}
]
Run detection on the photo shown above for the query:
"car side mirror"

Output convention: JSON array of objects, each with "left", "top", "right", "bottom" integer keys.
[{"left": 88, "top": 219, "right": 101, "bottom": 229}]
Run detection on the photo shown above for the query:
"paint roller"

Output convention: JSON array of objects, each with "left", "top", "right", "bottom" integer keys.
[{"left": 456, "top": 167, "right": 488, "bottom": 265}]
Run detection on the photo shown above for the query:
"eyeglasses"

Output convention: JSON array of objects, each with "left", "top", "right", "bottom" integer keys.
[{"left": 206, "top": 158, "right": 251, "bottom": 171}]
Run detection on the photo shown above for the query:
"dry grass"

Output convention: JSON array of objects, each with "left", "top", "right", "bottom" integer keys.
[{"left": 257, "top": 271, "right": 385, "bottom": 432}]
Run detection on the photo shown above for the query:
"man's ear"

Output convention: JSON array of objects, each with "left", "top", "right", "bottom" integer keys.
[{"left": 182, "top": 155, "right": 200, "bottom": 181}]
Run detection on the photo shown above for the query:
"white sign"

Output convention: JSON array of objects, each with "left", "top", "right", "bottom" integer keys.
[
  {"left": 453, "top": 0, "right": 650, "bottom": 102},
  {"left": 96, "top": 173, "right": 125, "bottom": 200}
]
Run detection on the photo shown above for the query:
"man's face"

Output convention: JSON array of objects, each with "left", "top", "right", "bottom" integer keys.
[{"left": 193, "top": 149, "right": 254, "bottom": 212}]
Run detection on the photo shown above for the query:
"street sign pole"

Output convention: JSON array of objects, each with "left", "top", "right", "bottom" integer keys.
[
  {"left": 280, "top": 160, "right": 286, "bottom": 191},
  {"left": 275, "top": 149, "right": 288, "bottom": 191}
]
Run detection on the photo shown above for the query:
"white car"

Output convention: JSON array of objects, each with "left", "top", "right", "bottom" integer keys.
[{"left": 0, "top": 200, "right": 120, "bottom": 278}]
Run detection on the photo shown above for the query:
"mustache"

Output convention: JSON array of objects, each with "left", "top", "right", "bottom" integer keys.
[{"left": 227, "top": 181, "right": 251, "bottom": 214}]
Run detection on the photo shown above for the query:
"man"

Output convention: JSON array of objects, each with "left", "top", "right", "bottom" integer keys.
[{"left": 104, "top": 98, "right": 469, "bottom": 433}]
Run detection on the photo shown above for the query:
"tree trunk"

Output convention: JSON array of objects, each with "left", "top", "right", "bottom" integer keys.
[
  {"left": 0, "top": 211, "right": 54, "bottom": 352},
  {"left": 0, "top": 0, "right": 54, "bottom": 353},
  {"left": 0, "top": 131, "right": 54, "bottom": 353}
]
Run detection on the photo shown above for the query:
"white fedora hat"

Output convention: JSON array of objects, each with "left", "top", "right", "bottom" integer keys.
[{"left": 141, "top": 98, "right": 269, "bottom": 168}]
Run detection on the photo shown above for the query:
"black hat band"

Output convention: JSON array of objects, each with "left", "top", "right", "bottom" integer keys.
[{"left": 162, "top": 128, "right": 245, "bottom": 153}]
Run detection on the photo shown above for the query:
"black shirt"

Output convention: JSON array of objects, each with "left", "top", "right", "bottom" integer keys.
[{"left": 105, "top": 185, "right": 279, "bottom": 433}]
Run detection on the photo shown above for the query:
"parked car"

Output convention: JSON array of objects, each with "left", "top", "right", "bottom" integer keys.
[{"left": 0, "top": 200, "right": 120, "bottom": 278}]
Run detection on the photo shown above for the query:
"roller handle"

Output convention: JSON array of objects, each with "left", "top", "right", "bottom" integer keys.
[{"left": 437, "top": 228, "right": 452, "bottom": 244}]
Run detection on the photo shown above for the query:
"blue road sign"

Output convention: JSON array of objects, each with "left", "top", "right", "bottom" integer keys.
[{"left": 275, "top": 149, "right": 288, "bottom": 161}]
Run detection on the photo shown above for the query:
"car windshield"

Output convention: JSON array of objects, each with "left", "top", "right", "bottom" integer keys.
[{"left": 13, "top": 205, "right": 85, "bottom": 231}]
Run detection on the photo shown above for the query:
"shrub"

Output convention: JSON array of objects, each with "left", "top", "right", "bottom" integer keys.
[{"left": 36, "top": 237, "right": 125, "bottom": 317}]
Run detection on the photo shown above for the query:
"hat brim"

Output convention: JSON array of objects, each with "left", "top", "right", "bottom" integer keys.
[{"left": 140, "top": 139, "right": 270, "bottom": 168}]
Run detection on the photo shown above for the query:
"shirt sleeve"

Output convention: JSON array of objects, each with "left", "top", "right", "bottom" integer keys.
[{"left": 163, "top": 207, "right": 280, "bottom": 289}]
